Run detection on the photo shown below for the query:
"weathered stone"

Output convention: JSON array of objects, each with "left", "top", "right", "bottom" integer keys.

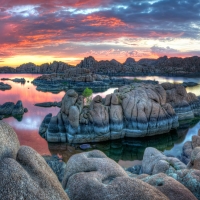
[
  {"left": 142, "top": 147, "right": 186, "bottom": 175},
  {"left": 142, "top": 173, "right": 197, "bottom": 200},
  {"left": 62, "top": 150, "right": 168, "bottom": 200},
  {"left": 0, "top": 121, "right": 20, "bottom": 161}
]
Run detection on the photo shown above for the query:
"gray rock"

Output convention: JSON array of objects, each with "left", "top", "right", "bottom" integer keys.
[
  {"left": 0, "top": 82, "right": 11, "bottom": 90},
  {"left": 12, "top": 100, "right": 25, "bottom": 116},
  {"left": 142, "top": 173, "right": 197, "bottom": 200},
  {"left": 142, "top": 147, "right": 186, "bottom": 175},
  {"left": 0, "top": 122, "right": 69, "bottom": 200},
  {"left": 0, "top": 121, "right": 20, "bottom": 161},
  {"left": 62, "top": 150, "right": 169, "bottom": 200}
]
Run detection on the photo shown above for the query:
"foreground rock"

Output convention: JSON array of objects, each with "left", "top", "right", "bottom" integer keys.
[
  {"left": 0, "top": 100, "right": 28, "bottom": 120},
  {"left": 0, "top": 82, "right": 11, "bottom": 90},
  {"left": 62, "top": 150, "right": 199, "bottom": 200},
  {"left": 62, "top": 150, "right": 169, "bottom": 200},
  {"left": 0, "top": 121, "right": 69, "bottom": 200},
  {"left": 40, "top": 83, "right": 180, "bottom": 143},
  {"left": 141, "top": 147, "right": 200, "bottom": 199}
]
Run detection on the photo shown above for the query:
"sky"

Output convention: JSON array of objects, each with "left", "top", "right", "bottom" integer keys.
[{"left": 0, "top": 0, "right": 200, "bottom": 67}]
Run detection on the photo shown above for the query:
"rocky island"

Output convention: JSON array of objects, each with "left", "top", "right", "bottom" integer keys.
[
  {"left": 0, "top": 82, "right": 11, "bottom": 90},
  {"left": 0, "top": 100, "right": 28, "bottom": 120},
  {"left": 32, "top": 67, "right": 158, "bottom": 93},
  {"left": 39, "top": 82, "right": 200, "bottom": 143}
]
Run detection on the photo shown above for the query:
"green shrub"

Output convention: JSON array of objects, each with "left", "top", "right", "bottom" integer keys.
[{"left": 82, "top": 87, "right": 93, "bottom": 105}]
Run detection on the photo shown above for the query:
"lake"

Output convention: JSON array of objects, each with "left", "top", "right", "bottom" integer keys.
[{"left": 1, "top": 74, "right": 200, "bottom": 168}]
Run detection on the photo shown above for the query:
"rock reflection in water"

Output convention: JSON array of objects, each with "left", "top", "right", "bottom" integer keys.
[{"left": 47, "top": 127, "right": 188, "bottom": 168}]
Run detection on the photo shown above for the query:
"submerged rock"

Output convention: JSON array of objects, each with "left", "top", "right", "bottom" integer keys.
[
  {"left": 182, "top": 82, "right": 198, "bottom": 87},
  {"left": 35, "top": 101, "right": 62, "bottom": 108},
  {"left": 12, "top": 78, "right": 26, "bottom": 83}
]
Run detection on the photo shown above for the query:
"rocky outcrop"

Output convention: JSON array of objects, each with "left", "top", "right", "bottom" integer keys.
[
  {"left": 62, "top": 150, "right": 169, "bottom": 200},
  {"left": 32, "top": 68, "right": 158, "bottom": 93},
  {"left": 142, "top": 147, "right": 187, "bottom": 175},
  {"left": 181, "top": 130, "right": 200, "bottom": 165},
  {"left": 1, "top": 55, "right": 200, "bottom": 76},
  {"left": 0, "top": 66, "right": 16, "bottom": 73},
  {"left": 142, "top": 173, "right": 197, "bottom": 200},
  {"left": 61, "top": 149, "right": 199, "bottom": 200},
  {"left": 140, "top": 147, "right": 200, "bottom": 199},
  {"left": 77, "top": 56, "right": 200, "bottom": 76},
  {"left": 0, "top": 82, "right": 11, "bottom": 90},
  {"left": 0, "top": 100, "right": 28, "bottom": 120},
  {"left": 40, "top": 82, "right": 183, "bottom": 143},
  {"left": 0, "top": 121, "right": 69, "bottom": 200},
  {"left": 161, "top": 82, "right": 200, "bottom": 120}
]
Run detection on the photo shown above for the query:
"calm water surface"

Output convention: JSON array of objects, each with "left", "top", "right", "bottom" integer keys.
[{"left": 1, "top": 74, "right": 200, "bottom": 167}]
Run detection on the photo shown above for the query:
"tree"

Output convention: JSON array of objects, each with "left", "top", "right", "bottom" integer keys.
[{"left": 82, "top": 87, "right": 93, "bottom": 105}]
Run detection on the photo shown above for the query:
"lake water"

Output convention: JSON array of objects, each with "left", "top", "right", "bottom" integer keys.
[{"left": 1, "top": 74, "right": 200, "bottom": 168}]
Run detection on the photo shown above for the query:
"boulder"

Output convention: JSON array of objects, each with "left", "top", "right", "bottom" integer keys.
[
  {"left": 0, "top": 122, "right": 69, "bottom": 200},
  {"left": 142, "top": 173, "right": 197, "bottom": 200},
  {"left": 62, "top": 150, "right": 169, "bottom": 200},
  {"left": 61, "top": 89, "right": 78, "bottom": 115},
  {"left": 181, "top": 141, "right": 193, "bottom": 164},
  {"left": 0, "top": 121, "right": 20, "bottom": 161},
  {"left": 188, "top": 147, "right": 200, "bottom": 170},
  {"left": 142, "top": 147, "right": 186, "bottom": 175}
]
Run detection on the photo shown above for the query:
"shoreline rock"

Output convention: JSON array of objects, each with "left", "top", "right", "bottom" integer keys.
[{"left": 0, "top": 121, "right": 69, "bottom": 200}]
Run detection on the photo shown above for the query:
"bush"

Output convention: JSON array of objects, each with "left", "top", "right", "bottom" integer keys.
[
  {"left": 82, "top": 87, "right": 93, "bottom": 98},
  {"left": 82, "top": 87, "right": 93, "bottom": 105}
]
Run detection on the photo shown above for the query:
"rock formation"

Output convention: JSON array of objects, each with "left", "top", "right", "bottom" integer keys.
[
  {"left": 1, "top": 55, "right": 200, "bottom": 76},
  {"left": 40, "top": 82, "right": 200, "bottom": 144},
  {"left": 61, "top": 149, "right": 198, "bottom": 200},
  {"left": 0, "top": 82, "right": 11, "bottom": 90},
  {"left": 139, "top": 147, "right": 200, "bottom": 199},
  {"left": 0, "top": 100, "right": 28, "bottom": 120},
  {"left": 62, "top": 150, "right": 169, "bottom": 200},
  {"left": 182, "top": 129, "right": 200, "bottom": 164},
  {"left": 77, "top": 55, "right": 200, "bottom": 76},
  {"left": 39, "top": 84, "right": 172, "bottom": 143},
  {"left": 0, "top": 121, "right": 69, "bottom": 200},
  {"left": 32, "top": 67, "right": 158, "bottom": 93}
]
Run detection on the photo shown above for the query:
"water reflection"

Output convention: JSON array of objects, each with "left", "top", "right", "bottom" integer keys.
[
  {"left": 47, "top": 126, "right": 190, "bottom": 167},
  {"left": 0, "top": 74, "right": 200, "bottom": 168}
]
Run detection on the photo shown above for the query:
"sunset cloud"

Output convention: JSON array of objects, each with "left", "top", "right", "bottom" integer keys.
[{"left": 0, "top": 0, "right": 200, "bottom": 66}]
